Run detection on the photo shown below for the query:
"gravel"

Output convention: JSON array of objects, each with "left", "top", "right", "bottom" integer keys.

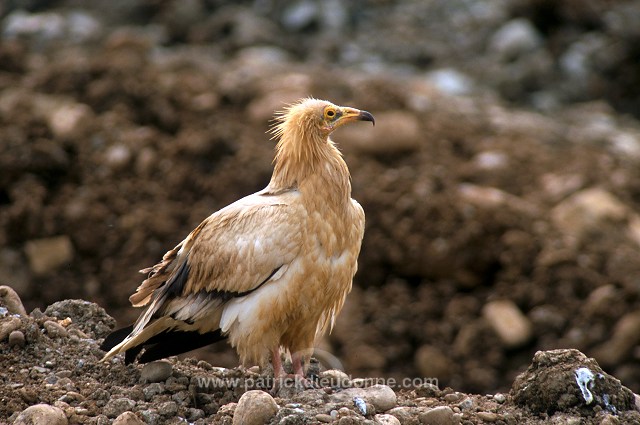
[{"left": 4, "top": 298, "right": 638, "bottom": 423}]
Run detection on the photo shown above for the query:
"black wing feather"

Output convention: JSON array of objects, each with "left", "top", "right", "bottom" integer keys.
[
  {"left": 138, "top": 329, "right": 226, "bottom": 363},
  {"left": 101, "top": 325, "right": 226, "bottom": 364},
  {"left": 100, "top": 325, "right": 134, "bottom": 352}
]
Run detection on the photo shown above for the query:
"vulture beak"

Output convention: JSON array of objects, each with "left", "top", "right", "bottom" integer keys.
[{"left": 337, "top": 107, "right": 375, "bottom": 127}]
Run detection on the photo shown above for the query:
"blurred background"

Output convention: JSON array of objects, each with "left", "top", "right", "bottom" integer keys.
[{"left": 2, "top": 0, "right": 640, "bottom": 394}]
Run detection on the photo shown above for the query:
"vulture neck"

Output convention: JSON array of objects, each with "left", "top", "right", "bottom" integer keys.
[{"left": 268, "top": 129, "right": 351, "bottom": 204}]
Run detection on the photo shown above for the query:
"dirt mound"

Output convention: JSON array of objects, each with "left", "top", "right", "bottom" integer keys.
[{"left": 3, "top": 299, "right": 640, "bottom": 424}]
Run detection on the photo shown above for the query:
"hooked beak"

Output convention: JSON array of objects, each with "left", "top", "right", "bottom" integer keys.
[
  {"left": 336, "top": 107, "right": 375, "bottom": 128},
  {"left": 357, "top": 110, "right": 375, "bottom": 125}
]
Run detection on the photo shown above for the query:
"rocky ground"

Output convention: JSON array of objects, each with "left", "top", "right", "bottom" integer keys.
[
  {"left": 3, "top": 0, "right": 640, "bottom": 423},
  {"left": 2, "top": 297, "right": 640, "bottom": 424}
]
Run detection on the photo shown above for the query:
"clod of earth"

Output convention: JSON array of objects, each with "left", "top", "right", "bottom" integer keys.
[{"left": 511, "top": 349, "right": 637, "bottom": 417}]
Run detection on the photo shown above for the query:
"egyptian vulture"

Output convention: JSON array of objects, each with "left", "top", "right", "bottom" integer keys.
[{"left": 101, "top": 98, "right": 373, "bottom": 386}]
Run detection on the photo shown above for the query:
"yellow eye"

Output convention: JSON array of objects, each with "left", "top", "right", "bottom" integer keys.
[{"left": 324, "top": 108, "right": 337, "bottom": 120}]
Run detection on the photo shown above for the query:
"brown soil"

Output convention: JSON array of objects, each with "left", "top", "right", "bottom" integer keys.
[{"left": 3, "top": 1, "right": 640, "bottom": 423}]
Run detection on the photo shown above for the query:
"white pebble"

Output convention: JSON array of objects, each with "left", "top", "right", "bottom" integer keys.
[
  {"left": 232, "top": 390, "right": 278, "bottom": 425},
  {"left": 14, "top": 404, "right": 68, "bottom": 425},
  {"left": 375, "top": 413, "right": 401, "bottom": 425},
  {"left": 483, "top": 300, "right": 533, "bottom": 348},
  {"left": 419, "top": 406, "right": 460, "bottom": 425}
]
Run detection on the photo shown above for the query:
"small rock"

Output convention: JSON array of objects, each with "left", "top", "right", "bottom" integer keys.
[
  {"left": 104, "top": 144, "right": 132, "bottom": 170},
  {"left": 387, "top": 407, "right": 419, "bottom": 423},
  {"left": 31, "top": 366, "right": 48, "bottom": 375},
  {"left": 599, "top": 414, "right": 621, "bottom": 425},
  {"left": 104, "top": 398, "right": 136, "bottom": 419},
  {"left": 489, "top": 18, "right": 542, "bottom": 59},
  {"left": 74, "top": 407, "right": 89, "bottom": 416},
  {"left": 44, "top": 320, "right": 68, "bottom": 338},
  {"left": 418, "top": 406, "right": 459, "bottom": 425},
  {"left": 138, "top": 409, "right": 161, "bottom": 424},
  {"left": 610, "top": 131, "right": 640, "bottom": 160},
  {"left": 551, "top": 188, "right": 628, "bottom": 240},
  {"left": 366, "top": 385, "right": 398, "bottom": 412},
  {"left": 415, "top": 345, "right": 453, "bottom": 382},
  {"left": 340, "top": 111, "right": 420, "bottom": 155},
  {"left": 472, "top": 151, "right": 509, "bottom": 171},
  {"left": 337, "top": 407, "right": 355, "bottom": 418},
  {"left": 0, "top": 316, "right": 21, "bottom": 341},
  {"left": 59, "top": 392, "right": 84, "bottom": 403},
  {"left": 143, "top": 383, "right": 165, "bottom": 400},
  {"left": 482, "top": 300, "right": 533, "bottom": 348},
  {"left": 185, "top": 408, "right": 205, "bottom": 421},
  {"left": 476, "top": 411, "right": 499, "bottom": 422},
  {"left": 218, "top": 402, "right": 237, "bottom": 417},
  {"left": 375, "top": 413, "right": 401, "bottom": 425},
  {"left": 24, "top": 236, "right": 74, "bottom": 276},
  {"left": 67, "top": 328, "right": 89, "bottom": 339},
  {"left": 353, "top": 396, "right": 368, "bottom": 415},
  {"left": 0, "top": 285, "right": 27, "bottom": 316},
  {"left": 584, "top": 285, "right": 619, "bottom": 317},
  {"left": 316, "top": 413, "right": 333, "bottom": 423},
  {"left": 282, "top": 0, "right": 319, "bottom": 31},
  {"left": 157, "top": 401, "right": 177, "bottom": 417},
  {"left": 112, "top": 411, "right": 145, "bottom": 425},
  {"left": 171, "top": 390, "right": 190, "bottom": 404},
  {"left": 330, "top": 385, "right": 397, "bottom": 412},
  {"left": 65, "top": 11, "right": 102, "bottom": 42},
  {"left": 457, "top": 398, "right": 473, "bottom": 410},
  {"left": 232, "top": 390, "right": 278, "bottom": 425},
  {"left": 9, "top": 330, "right": 25, "bottom": 348},
  {"left": 443, "top": 392, "right": 463, "bottom": 403},
  {"left": 14, "top": 404, "right": 68, "bottom": 425},
  {"left": 457, "top": 184, "right": 534, "bottom": 213},
  {"left": 141, "top": 361, "right": 173, "bottom": 383},
  {"left": 90, "top": 389, "right": 110, "bottom": 401},
  {"left": 425, "top": 68, "right": 474, "bottom": 96},
  {"left": 319, "top": 369, "right": 352, "bottom": 388},
  {"left": 493, "top": 393, "right": 506, "bottom": 403},
  {"left": 196, "top": 360, "right": 213, "bottom": 370},
  {"left": 540, "top": 173, "right": 585, "bottom": 201},
  {"left": 416, "top": 383, "right": 441, "bottom": 398},
  {"left": 559, "top": 34, "right": 603, "bottom": 80},
  {"left": 2, "top": 11, "right": 66, "bottom": 41},
  {"left": 93, "top": 415, "right": 110, "bottom": 425},
  {"left": 593, "top": 311, "right": 640, "bottom": 367},
  {"left": 47, "top": 102, "right": 93, "bottom": 140}
]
